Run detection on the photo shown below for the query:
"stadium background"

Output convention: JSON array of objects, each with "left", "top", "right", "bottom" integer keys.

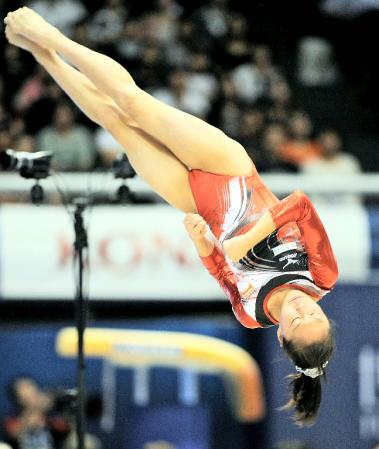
[{"left": 1, "top": 1, "right": 379, "bottom": 449}]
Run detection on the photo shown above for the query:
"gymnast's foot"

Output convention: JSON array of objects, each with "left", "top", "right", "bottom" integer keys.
[
  {"left": 4, "top": 7, "right": 60, "bottom": 49},
  {"left": 4, "top": 25, "right": 44, "bottom": 55}
]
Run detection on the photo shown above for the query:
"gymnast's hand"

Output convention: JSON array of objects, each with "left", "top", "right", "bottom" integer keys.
[
  {"left": 183, "top": 213, "right": 208, "bottom": 241},
  {"left": 4, "top": 7, "right": 59, "bottom": 48}
]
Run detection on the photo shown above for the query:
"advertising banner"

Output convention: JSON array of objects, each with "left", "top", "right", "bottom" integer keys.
[
  {"left": 0, "top": 203, "right": 373, "bottom": 300},
  {"left": 0, "top": 204, "right": 221, "bottom": 300}
]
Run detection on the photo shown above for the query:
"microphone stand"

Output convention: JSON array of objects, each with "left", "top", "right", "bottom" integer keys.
[
  {"left": 73, "top": 197, "right": 89, "bottom": 449},
  {"left": 5, "top": 151, "right": 137, "bottom": 449},
  {"left": 66, "top": 156, "right": 135, "bottom": 449}
]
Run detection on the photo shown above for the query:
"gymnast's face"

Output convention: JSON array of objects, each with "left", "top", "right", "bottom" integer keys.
[{"left": 277, "top": 292, "right": 330, "bottom": 347}]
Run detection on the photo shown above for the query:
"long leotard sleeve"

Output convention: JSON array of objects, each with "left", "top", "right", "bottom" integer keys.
[
  {"left": 200, "top": 245, "right": 260, "bottom": 328},
  {"left": 269, "top": 190, "right": 339, "bottom": 290}
]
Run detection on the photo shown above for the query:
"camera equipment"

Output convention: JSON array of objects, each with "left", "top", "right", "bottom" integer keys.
[
  {"left": 52, "top": 388, "right": 102, "bottom": 420},
  {"left": 53, "top": 388, "right": 78, "bottom": 416},
  {"left": 112, "top": 153, "right": 136, "bottom": 203},
  {"left": 112, "top": 153, "right": 136, "bottom": 180},
  {"left": 0, "top": 149, "right": 52, "bottom": 179},
  {"left": 0, "top": 149, "right": 53, "bottom": 204}
]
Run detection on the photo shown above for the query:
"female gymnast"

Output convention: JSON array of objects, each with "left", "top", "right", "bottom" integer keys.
[{"left": 4, "top": 7, "right": 338, "bottom": 426}]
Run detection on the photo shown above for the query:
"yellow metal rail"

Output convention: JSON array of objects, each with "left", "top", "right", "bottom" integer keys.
[{"left": 56, "top": 327, "right": 265, "bottom": 422}]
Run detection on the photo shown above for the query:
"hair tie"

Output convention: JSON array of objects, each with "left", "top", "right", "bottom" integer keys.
[{"left": 295, "top": 361, "right": 328, "bottom": 378}]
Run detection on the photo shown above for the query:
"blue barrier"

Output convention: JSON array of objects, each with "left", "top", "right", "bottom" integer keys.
[
  {"left": 369, "top": 209, "right": 379, "bottom": 269},
  {"left": 264, "top": 284, "right": 379, "bottom": 449}
]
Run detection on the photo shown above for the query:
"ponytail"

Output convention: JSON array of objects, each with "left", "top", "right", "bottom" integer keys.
[
  {"left": 281, "top": 372, "right": 322, "bottom": 426},
  {"left": 281, "top": 322, "right": 335, "bottom": 426}
]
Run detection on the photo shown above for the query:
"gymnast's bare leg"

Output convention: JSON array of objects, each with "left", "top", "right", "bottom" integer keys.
[
  {"left": 4, "top": 8, "right": 252, "bottom": 179},
  {"left": 4, "top": 24, "right": 201, "bottom": 213}
]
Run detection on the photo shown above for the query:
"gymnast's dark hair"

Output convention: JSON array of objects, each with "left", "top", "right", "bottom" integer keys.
[{"left": 280, "top": 321, "right": 336, "bottom": 426}]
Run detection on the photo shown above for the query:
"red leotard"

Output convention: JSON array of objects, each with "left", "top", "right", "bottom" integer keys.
[{"left": 188, "top": 164, "right": 339, "bottom": 329}]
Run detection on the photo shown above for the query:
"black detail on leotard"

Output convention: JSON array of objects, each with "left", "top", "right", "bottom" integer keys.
[{"left": 239, "top": 229, "right": 309, "bottom": 273}]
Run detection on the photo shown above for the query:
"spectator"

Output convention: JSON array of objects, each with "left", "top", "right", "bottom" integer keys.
[
  {"left": 277, "top": 110, "right": 322, "bottom": 167},
  {"left": 135, "top": 45, "right": 168, "bottom": 90},
  {"left": 36, "top": 102, "right": 95, "bottom": 171},
  {"left": 151, "top": 70, "right": 211, "bottom": 118},
  {"left": 0, "top": 45, "right": 31, "bottom": 108},
  {"left": 267, "top": 80, "right": 294, "bottom": 124},
  {"left": 195, "top": 0, "right": 230, "bottom": 42},
  {"left": 24, "top": 81, "right": 64, "bottom": 135},
  {"left": 165, "top": 19, "right": 197, "bottom": 67},
  {"left": 94, "top": 128, "right": 124, "bottom": 168},
  {"left": 303, "top": 129, "right": 361, "bottom": 174},
  {"left": 231, "top": 45, "right": 283, "bottom": 104},
  {"left": 116, "top": 21, "right": 144, "bottom": 68},
  {"left": 186, "top": 52, "right": 218, "bottom": 103},
  {"left": 3, "top": 377, "right": 70, "bottom": 449},
  {"left": 215, "top": 13, "right": 250, "bottom": 69},
  {"left": 13, "top": 134, "right": 36, "bottom": 153},
  {"left": 72, "top": 21, "right": 92, "bottom": 49},
  {"left": 27, "top": 0, "right": 87, "bottom": 37},
  {"left": 9, "top": 118, "right": 27, "bottom": 145},
  {"left": 238, "top": 108, "right": 265, "bottom": 169},
  {"left": 297, "top": 36, "right": 339, "bottom": 87},
  {"left": 301, "top": 129, "right": 362, "bottom": 204},
  {"left": 0, "top": 130, "right": 12, "bottom": 152},
  {"left": 13, "top": 66, "right": 48, "bottom": 113},
  {"left": 213, "top": 74, "right": 242, "bottom": 138},
  {"left": 140, "top": 0, "right": 183, "bottom": 47},
  {"left": 260, "top": 122, "right": 297, "bottom": 172},
  {"left": 88, "top": 0, "right": 127, "bottom": 48}
]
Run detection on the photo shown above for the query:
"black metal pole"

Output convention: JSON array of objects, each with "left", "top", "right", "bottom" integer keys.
[{"left": 73, "top": 198, "right": 89, "bottom": 449}]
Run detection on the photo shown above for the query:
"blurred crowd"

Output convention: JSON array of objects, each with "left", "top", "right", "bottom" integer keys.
[
  {"left": 0, "top": 0, "right": 362, "bottom": 178},
  {"left": 2, "top": 376, "right": 379, "bottom": 449},
  {"left": 1, "top": 377, "right": 101, "bottom": 449}
]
